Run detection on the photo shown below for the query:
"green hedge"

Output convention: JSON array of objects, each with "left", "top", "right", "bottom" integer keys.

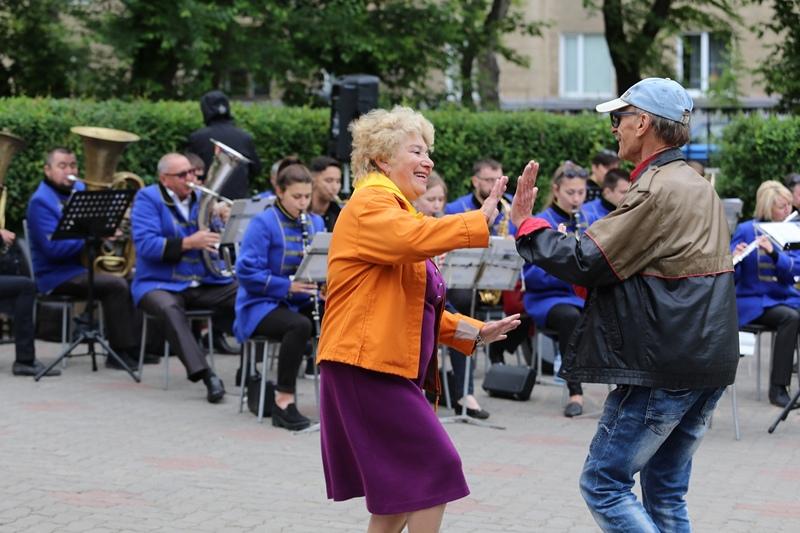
[
  {"left": 0, "top": 97, "right": 614, "bottom": 229},
  {"left": 717, "top": 114, "right": 800, "bottom": 215}
]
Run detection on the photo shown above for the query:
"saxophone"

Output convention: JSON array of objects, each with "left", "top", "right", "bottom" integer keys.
[{"left": 478, "top": 197, "right": 511, "bottom": 306}]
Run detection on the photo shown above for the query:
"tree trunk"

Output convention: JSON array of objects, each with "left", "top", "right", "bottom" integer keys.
[
  {"left": 476, "top": 0, "right": 510, "bottom": 109},
  {"left": 130, "top": 38, "right": 178, "bottom": 99},
  {"left": 477, "top": 49, "right": 500, "bottom": 108},
  {"left": 460, "top": 48, "right": 476, "bottom": 109},
  {"left": 601, "top": 0, "right": 673, "bottom": 93}
]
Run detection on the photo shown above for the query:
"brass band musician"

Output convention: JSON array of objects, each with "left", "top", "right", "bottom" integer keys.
[
  {"left": 131, "top": 152, "right": 237, "bottom": 404},
  {"left": 26, "top": 147, "right": 140, "bottom": 370},
  {"left": 522, "top": 161, "right": 598, "bottom": 417}
]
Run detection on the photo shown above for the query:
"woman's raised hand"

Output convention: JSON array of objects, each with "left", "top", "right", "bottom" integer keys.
[
  {"left": 510, "top": 160, "right": 540, "bottom": 229},
  {"left": 479, "top": 175, "right": 509, "bottom": 225}
]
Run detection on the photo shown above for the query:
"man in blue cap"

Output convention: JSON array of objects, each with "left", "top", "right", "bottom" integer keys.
[{"left": 510, "top": 78, "right": 739, "bottom": 532}]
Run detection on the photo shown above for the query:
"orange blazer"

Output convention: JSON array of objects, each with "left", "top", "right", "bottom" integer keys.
[{"left": 317, "top": 185, "right": 490, "bottom": 379}]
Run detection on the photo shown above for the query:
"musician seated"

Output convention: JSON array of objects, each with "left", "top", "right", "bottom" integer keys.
[
  {"left": 445, "top": 158, "right": 517, "bottom": 420},
  {"left": 131, "top": 152, "right": 237, "bottom": 404},
  {"left": 234, "top": 162, "right": 325, "bottom": 430},
  {"left": 582, "top": 168, "right": 630, "bottom": 220},
  {"left": 1, "top": 229, "right": 60, "bottom": 376},
  {"left": 731, "top": 180, "right": 800, "bottom": 408},
  {"left": 26, "top": 147, "right": 140, "bottom": 370},
  {"left": 309, "top": 156, "right": 343, "bottom": 232},
  {"left": 523, "top": 161, "right": 598, "bottom": 417}
]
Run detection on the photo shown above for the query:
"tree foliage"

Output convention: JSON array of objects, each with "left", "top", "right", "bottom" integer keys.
[
  {"left": 0, "top": 0, "right": 84, "bottom": 97},
  {"left": 0, "top": 0, "right": 541, "bottom": 106},
  {"left": 442, "top": 0, "right": 544, "bottom": 109},
  {"left": 754, "top": 0, "right": 800, "bottom": 114},
  {"left": 583, "top": 0, "right": 742, "bottom": 92}
]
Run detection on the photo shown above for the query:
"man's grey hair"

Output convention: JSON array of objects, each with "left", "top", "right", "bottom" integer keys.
[
  {"left": 157, "top": 152, "right": 184, "bottom": 175},
  {"left": 637, "top": 108, "right": 691, "bottom": 147}
]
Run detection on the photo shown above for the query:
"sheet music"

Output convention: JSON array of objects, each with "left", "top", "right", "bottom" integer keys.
[
  {"left": 475, "top": 237, "right": 524, "bottom": 290},
  {"left": 220, "top": 197, "right": 273, "bottom": 245},
  {"left": 440, "top": 248, "right": 484, "bottom": 290},
  {"left": 757, "top": 222, "right": 800, "bottom": 250},
  {"left": 295, "top": 232, "right": 332, "bottom": 283}
]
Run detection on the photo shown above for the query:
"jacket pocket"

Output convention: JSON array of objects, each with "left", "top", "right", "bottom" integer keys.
[{"left": 595, "top": 289, "right": 623, "bottom": 351}]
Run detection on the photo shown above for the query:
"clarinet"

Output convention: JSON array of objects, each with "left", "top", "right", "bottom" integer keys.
[
  {"left": 571, "top": 209, "right": 588, "bottom": 239},
  {"left": 299, "top": 211, "right": 322, "bottom": 340}
]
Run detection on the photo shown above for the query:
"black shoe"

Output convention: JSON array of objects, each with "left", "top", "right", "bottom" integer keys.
[
  {"left": 455, "top": 403, "right": 490, "bottom": 420},
  {"left": 12, "top": 360, "right": 61, "bottom": 377},
  {"left": 204, "top": 373, "right": 226, "bottom": 403},
  {"left": 564, "top": 401, "right": 583, "bottom": 417},
  {"left": 769, "top": 384, "right": 791, "bottom": 408},
  {"left": 143, "top": 353, "right": 161, "bottom": 365},
  {"left": 105, "top": 352, "right": 138, "bottom": 371},
  {"left": 272, "top": 403, "right": 311, "bottom": 431},
  {"left": 203, "top": 333, "right": 240, "bottom": 355}
]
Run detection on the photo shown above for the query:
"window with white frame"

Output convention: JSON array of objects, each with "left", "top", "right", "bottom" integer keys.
[
  {"left": 560, "top": 34, "right": 615, "bottom": 98},
  {"left": 676, "top": 32, "right": 730, "bottom": 93}
]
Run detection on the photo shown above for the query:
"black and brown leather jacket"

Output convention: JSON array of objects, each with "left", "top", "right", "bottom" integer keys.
[{"left": 516, "top": 148, "right": 739, "bottom": 389}]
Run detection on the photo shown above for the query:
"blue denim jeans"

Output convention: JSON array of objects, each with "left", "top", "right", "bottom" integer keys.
[{"left": 580, "top": 385, "right": 725, "bottom": 532}]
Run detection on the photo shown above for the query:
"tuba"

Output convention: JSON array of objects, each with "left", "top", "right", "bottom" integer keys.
[
  {"left": 70, "top": 126, "right": 143, "bottom": 277},
  {"left": 0, "top": 131, "right": 25, "bottom": 235},
  {"left": 195, "top": 138, "right": 250, "bottom": 278}
]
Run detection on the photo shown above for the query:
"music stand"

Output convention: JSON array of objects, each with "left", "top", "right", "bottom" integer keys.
[
  {"left": 292, "top": 231, "right": 331, "bottom": 435},
  {"left": 768, "top": 393, "right": 800, "bottom": 433},
  {"left": 34, "top": 189, "right": 139, "bottom": 382},
  {"left": 440, "top": 237, "right": 524, "bottom": 430},
  {"left": 218, "top": 197, "right": 272, "bottom": 271}
]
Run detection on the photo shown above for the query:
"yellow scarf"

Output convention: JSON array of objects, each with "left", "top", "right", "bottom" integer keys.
[{"left": 353, "top": 172, "right": 422, "bottom": 218}]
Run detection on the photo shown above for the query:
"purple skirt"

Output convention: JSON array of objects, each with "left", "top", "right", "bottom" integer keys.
[
  {"left": 319, "top": 260, "right": 468, "bottom": 514},
  {"left": 319, "top": 361, "right": 469, "bottom": 514}
]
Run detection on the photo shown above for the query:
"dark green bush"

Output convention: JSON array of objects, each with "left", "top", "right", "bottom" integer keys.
[
  {"left": 717, "top": 114, "right": 800, "bottom": 215},
  {"left": 0, "top": 97, "right": 614, "bottom": 229}
]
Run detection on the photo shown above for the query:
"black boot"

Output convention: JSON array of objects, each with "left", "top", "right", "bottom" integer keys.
[{"left": 769, "top": 384, "right": 791, "bottom": 408}]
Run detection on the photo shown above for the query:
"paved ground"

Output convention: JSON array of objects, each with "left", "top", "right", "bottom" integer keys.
[{"left": 2, "top": 338, "right": 800, "bottom": 533}]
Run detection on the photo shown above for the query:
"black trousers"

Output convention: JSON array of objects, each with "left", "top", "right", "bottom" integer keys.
[
  {"left": 489, "top": 316, "right": 533, "bottom": 365},
  {"left": 751, "top": 304, "right": 800, "bottom": 387},
  {"left": 139, "top": 283, "right": 237, "bottom": 381},
  {"left": 0, "top": 275, "right": 36, "bottom": 363},
  {"left": 546, "top": 303, "right": 583, "bottom": 396},
  {"left": 251, "top": 305, "right": 313, "bottom": 394},
  {"left": 446, "top": 288, "right": 479, "bottom": 397},
  {"left": 52, "top": 272, "right": 138, "bottom": 352}
]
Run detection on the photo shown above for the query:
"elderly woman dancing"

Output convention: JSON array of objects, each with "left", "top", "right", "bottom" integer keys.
[{"left": 317, "top": 106, "right": 520, "bottom": 533}]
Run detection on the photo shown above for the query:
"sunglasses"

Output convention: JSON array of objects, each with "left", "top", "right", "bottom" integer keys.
[
  {"left": 164, "top": 169, "right": 194, "bottom": 179},
  {"left": 610, "top": 110, "right": 640, "bottom": 128},
  {"left": 560, "top": 161, "right": 588, "bottom": 179}
]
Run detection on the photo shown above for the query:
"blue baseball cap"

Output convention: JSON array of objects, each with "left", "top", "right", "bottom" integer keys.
[{"left": 596, "top": 78, "right": 693, "bottom": 125}]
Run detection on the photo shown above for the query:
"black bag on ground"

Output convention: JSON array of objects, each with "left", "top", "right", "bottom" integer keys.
[
  {"left": 247, "top": 372, "right": 274, "bottom": 417},
  {"left": 482, "top": 364, "right": 536, "bottom": 401}
]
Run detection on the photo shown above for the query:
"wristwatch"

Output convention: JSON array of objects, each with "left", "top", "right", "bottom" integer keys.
[{"left": 475, "top": 334, "right": 485, "bottom": 347}]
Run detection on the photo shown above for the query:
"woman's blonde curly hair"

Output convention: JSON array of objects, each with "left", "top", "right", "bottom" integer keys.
[
  {"left": 349, "top": 106, "right": 434, "bottom": 184},
  {"left": 754, "top": 180, "right": 793, "bottom": 221}
]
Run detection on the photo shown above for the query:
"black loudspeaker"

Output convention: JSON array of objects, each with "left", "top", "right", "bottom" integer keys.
[
  {"left": 328, "top": 74, "right": 380, "bottom": 161},
  {"left": 482, "top": 364, "right": 536, "bottom": 401}
]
